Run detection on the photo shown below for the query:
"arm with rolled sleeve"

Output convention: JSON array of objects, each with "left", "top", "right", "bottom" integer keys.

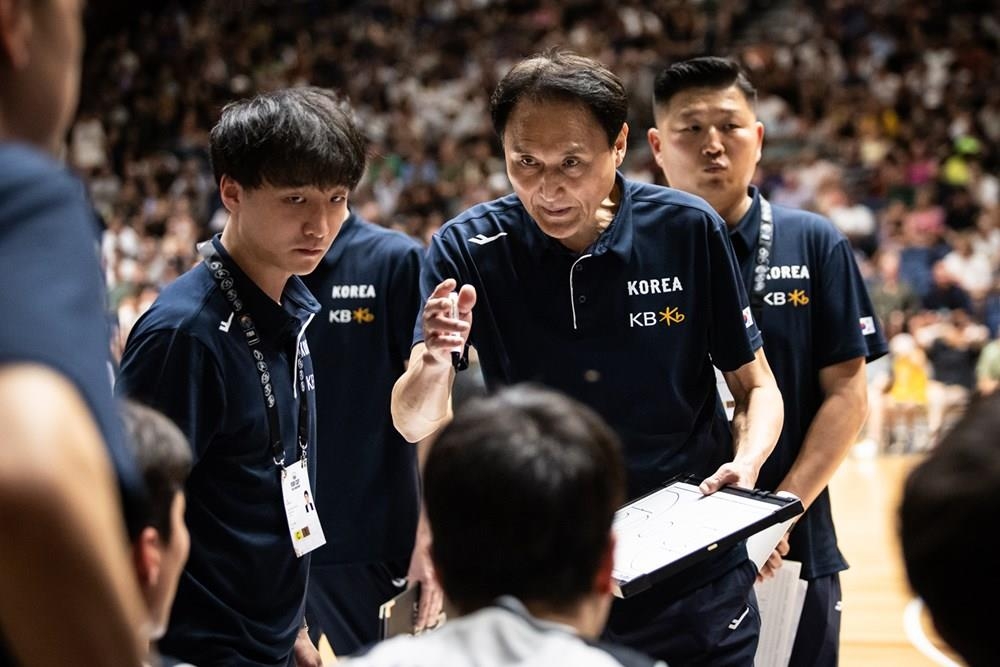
[
  {"left": 778, "top": 238, "right": 880, "bottom": 509},
  {"left": 391, "top": 237, "right": 475, "bottom": 443},
  {"left": 778, "top": 357, "right": 867, "bottom": 510}
]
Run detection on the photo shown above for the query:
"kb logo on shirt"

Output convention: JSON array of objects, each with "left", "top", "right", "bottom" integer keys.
[
  {"left": 328, "top": 308, "right": 376, "bottom": 324},
  {"left": 629, "top": 306, "right": 686, "bottom": 328},
  {"left": 763, "top": 289, "right": 810, "bottom": 307}
]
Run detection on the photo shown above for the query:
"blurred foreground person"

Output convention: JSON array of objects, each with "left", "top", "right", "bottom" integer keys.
[
  {"left": 900, "top": 394, "right": 1000, "bottom": 667},
  {"left": 121, "top": 401, "right": 192, "bottom": 667},
  {"left": 348, "top": 385, "right": 664, "bottom": 667},
  {"left": 0, "top": 0, "right": 147, "bottom": 663}
]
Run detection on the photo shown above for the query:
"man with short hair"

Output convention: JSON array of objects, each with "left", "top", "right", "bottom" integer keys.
[
  {"left": 900, "top": 393, "right": 1000, "bottom": 667},
  {"left": 392, "top": 50, "right": 783, "bottom": 665},
  {"left": 120, "top": 400, "right": 192, "bottom": 667},
  {"left": 1, "top": 0, "right": 148, "bottom": 664},
  {"left": 118, "top": 86, "right": 367, "bottom": 667},
  {"left": 648, "top": 56, "right": 888, "bottom": 665},
  {"left": 349, "top": 384, "right": 663, "bottom": 667}
]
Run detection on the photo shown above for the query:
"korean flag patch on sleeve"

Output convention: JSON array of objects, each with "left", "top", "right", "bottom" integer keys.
[
  {"left": 860, "top": 316, "right": 876, "bottom": 335},
  {"left": 743, "top": 306, "right": 754, "bottom": 329}
]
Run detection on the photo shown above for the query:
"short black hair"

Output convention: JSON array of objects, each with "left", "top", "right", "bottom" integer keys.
[
  {"left": 121, "top": 401, "right": 192, "bottom": 543},
  {"left": 424, "top": 384, "right": 626, "bottom": 613},
  {"left": 490, "top": 49, "right": 627, "bottom": 147},
  {"left": 209, "top": 86, "right": 367, "bottom": 190},
  {"left": 652, "top": 56, "right": 757, "bottom": 110},
  {"left": 900, "top": 395, "right": 1000, "bottom": 666}
]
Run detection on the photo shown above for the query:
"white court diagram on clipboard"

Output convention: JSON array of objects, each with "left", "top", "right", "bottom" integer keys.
[{"left": 612, "top": 476, "right": 802, "bottom": 598}]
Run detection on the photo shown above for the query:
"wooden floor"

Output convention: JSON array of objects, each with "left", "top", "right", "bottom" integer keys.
[{"left": 833, "top": 451, "right": 961, "bottom": 666}]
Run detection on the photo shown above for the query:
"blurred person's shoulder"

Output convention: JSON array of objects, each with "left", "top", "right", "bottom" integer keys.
[{"left": 0, "top": 142, "right": 91, "bottom": 232}]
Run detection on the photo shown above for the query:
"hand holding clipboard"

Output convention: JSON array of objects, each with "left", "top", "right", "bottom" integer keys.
[{"left": 611, "top": 474, "right": 803, "bottom": 598}]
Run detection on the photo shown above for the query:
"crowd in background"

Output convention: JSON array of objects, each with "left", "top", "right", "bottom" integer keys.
[{"left": 79, "top": 0, "right": 999, "bottom": 452}]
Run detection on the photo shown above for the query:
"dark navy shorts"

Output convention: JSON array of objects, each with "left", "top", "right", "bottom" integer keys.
[
  {"left": 306, "top": 559, "right": 409, "bottom": 658},
  {"left": 788, "top": 572, "right": 842, "bottom": 667},
  {"left": 603, "top": 558, "right": 760, "bottom": 666}
]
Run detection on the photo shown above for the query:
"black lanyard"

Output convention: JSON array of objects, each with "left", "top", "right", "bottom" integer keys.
[
  {"left": 198, "top": 242, "right": 309, "bottom": 469},
  {"left": 748, "top": 196, "right": 774, "bottom": 323}
]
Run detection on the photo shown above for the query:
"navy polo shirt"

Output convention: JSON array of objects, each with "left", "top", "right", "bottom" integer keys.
[
  {"left": 417, "top": 175, "right": 762, "bottom": 501},
  {"left": 729, "top": 187, "right": 888, "bottom": 579},
  {"left": 118, "top": 235, "right": 320, "bottom": 666},
  {"left": 0, "top": 143, "right": 144, "bottom": 527},
  {"left": 302, "top": 213, "right": 423, "bottom": 565},
  {"left": 0, "top": 143, "right": 146, "bottom": 667}
]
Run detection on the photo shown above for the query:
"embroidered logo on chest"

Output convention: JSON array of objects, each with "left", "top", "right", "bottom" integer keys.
[
  {"left": 330, "top": 284, "right": 376, "bottom": 299},
  {"left": 626, "top": 276, "right": 684, "bottom": 296}
]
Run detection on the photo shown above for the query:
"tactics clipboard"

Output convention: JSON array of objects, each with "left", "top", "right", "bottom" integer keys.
[{"left": 611, "top": 474, "right": 803, "bottom": 598}]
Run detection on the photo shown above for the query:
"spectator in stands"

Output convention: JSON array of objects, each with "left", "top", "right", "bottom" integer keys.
[
  {"left": 883, "top": 327, "right": 930, "bottom": 452},
  {"left": 941, "top": 231, "right": 993, "bottom": 302},
  {"left": 914, "top": 309, "right": 988, "bottom": 444},
  {"left": 921, "top": 261, "right": 974, "bottom": 314},
  {"left": 868, "top": 249, "right": 920, "bottom": 338}
]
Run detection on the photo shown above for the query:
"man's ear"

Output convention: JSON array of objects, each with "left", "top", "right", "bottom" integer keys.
[
  {"left": 593, "top": 532, "right": 616, "bottom": 595},
  {"left": 0, "top": 0, "right": 33, "bottom": 69},
  {"left": 132, "top": 526, "right": 163, "bottom": 589},
  {"left": 647, "top": 127, "right": 664, "bottom": 168},
  {"left": 613, "top": 123, "right": 629, "bottom": 167},
  {"left": 754, "top": 120, "right": 765, "bottom": 165},
  {"left": 218, "top": 174, "right": 243, "bottom": 215}
]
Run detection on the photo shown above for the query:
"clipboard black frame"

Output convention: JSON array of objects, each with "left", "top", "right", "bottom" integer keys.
[{"left": 612, "top": 473, "right": 803, "bottom": 598}]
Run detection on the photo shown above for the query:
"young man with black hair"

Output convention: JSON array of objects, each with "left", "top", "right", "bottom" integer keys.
[
  {"left": 1, "top": 0, "right": 148, "bottom": 664},
  {"left": 900, "top": 393, "right": 1000, "bottom": 667},
  {"left": 648, "top": 56, "right": 887, "bottom": 666},
  {"left": 392, "top": 50, "right": 784, "bottom": 665},
  {"left": 120, "top": 400, "right": 192, "bottom": 667},
  {"left": 118, "top": 86, "right": 367, "bottom": 667},
  {"left": 349, "top": 384, "right": 663, "bottom": 667}
]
